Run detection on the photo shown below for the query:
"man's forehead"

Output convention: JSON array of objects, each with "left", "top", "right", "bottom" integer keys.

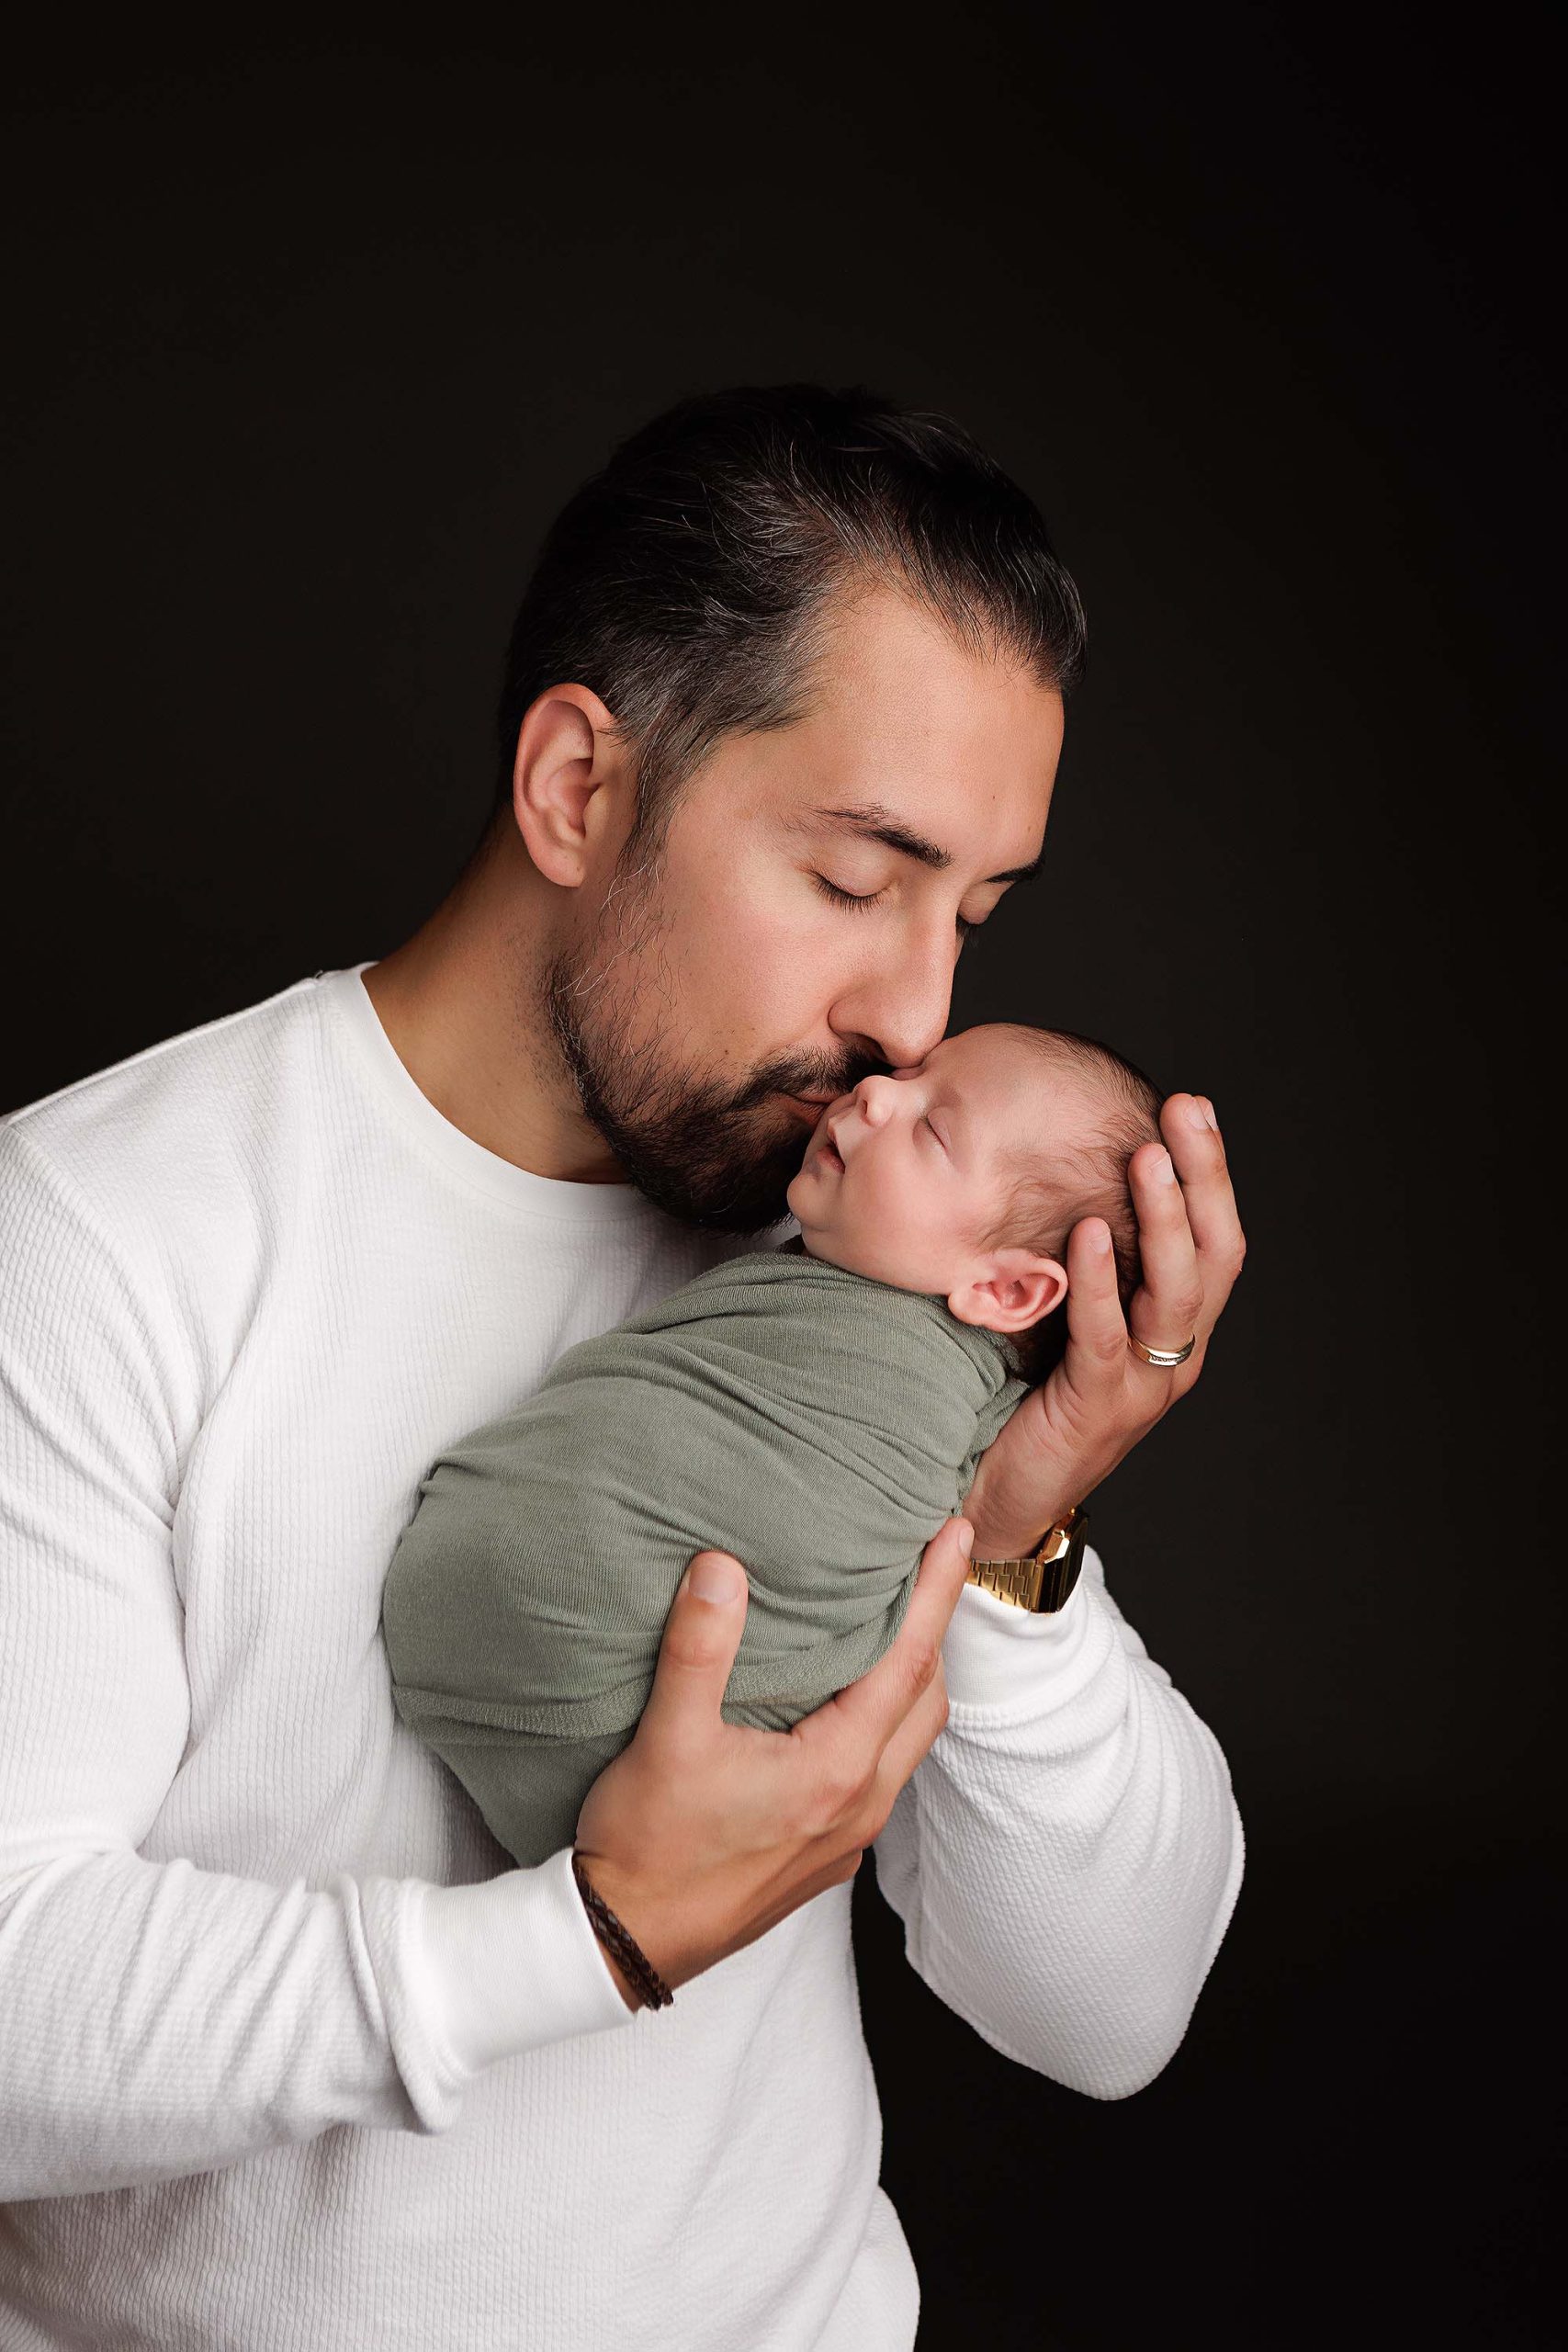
[{"left": 759, "top": 584, "right": 1063, "bottom": 851}]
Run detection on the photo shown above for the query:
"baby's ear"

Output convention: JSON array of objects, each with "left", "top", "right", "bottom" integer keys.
[{"left": 947, "top": 1248, "right": 1068, "bottom": 1335}]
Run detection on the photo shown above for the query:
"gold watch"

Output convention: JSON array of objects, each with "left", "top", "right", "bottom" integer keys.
[{"left": 966, "top": 1506, "right": 1089, "bottom": 1613}]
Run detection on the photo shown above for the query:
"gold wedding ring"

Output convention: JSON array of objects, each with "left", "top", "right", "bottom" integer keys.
[{"left": 1129, "top": 1333, "right": 1196, "bottom": 1368}]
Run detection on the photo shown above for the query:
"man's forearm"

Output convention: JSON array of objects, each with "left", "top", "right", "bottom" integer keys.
[
  {"left": 873, "top": 1552, "right": 1244, "bottom": 2100},
  {"left": 0, "top": 1846, "right": 633, "bottom": 2200}
]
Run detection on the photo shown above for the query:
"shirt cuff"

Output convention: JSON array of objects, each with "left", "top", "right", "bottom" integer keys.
[
  {"left": 942, "top": 1549, "right": 1095, "bottom": 1713},
  {"left": 408, "top": 1843, "right": 637, "bottom": 2083}
]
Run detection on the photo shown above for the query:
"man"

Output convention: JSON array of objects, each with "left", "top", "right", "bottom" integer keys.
[{"left": 0, "top": 384, "right": 1245, "bottom": 2348}]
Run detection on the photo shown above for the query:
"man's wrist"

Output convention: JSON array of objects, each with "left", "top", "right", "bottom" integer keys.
[
  {"left": 963, "top": 1458, "right": 1078, "bottom": 1562},
  {"left": 969, "top": 1523, "right": 1050, "bottom": 1562},
  {"left": 571, "top": 1854, "right": 664, "bottom": 2010},
  {"left": 966, "top": 1502, "right": 1073, "bottom": 1561},
  {"left": 594, "top": 1942, "right": 641, "bottom": 2012}
]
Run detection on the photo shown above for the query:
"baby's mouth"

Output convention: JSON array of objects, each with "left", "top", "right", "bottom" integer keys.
[{"left": 817, "top": 1136, "right": 844, "bottom": 1174}]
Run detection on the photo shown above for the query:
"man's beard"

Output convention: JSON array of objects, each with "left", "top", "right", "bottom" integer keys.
[{"left": 536, "top": 860, "right": 864, "bottom": 1235}]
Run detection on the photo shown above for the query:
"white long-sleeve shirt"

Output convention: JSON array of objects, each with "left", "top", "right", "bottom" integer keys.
[{"left": 0, "top": 962, "right": 1244, "bottom": 2351}]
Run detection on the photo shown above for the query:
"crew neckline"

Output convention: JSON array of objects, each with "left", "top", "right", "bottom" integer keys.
[{"left": 322, "top": 962, "right": 662, "bottom": 1225}]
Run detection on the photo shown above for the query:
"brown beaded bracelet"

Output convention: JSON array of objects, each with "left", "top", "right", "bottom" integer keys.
[{"left": 570, "top": 1849, "right": 674, "bottom": 2011}]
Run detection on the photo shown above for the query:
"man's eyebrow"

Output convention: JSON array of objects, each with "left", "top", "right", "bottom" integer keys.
[{"left": 789, "top": 801, "right": 1045, "bottom": 886}]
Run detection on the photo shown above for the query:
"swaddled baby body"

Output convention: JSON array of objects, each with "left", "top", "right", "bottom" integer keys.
[{"left": 379, "top": 1023, "right": 1160, "bottom": 1867}]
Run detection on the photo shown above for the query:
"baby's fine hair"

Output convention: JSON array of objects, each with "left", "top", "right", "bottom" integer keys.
[{"left": 974, "top": 1025, "right": 1165, "bottom": 1385}]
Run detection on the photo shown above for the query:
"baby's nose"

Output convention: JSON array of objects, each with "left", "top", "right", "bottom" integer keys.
[{"left": 856, "top": 1076, "right": 897, "bottom": 1125}]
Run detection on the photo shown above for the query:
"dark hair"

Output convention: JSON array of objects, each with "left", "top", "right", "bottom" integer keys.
[
  {"left": 972, "top": 1026, "right": 1165, "bottom": 1386},
  {"left": 492, "top": 383, "right": 1087, "bottom": 859}
]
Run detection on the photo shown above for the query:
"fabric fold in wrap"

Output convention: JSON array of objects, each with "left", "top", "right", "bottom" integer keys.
[{"left": 381, "top": 1246, "right": 1029, "bottom": 1867}]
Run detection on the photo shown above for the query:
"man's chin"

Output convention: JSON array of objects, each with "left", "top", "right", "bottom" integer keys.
[
  {"left": 613, "top": 1136, "right": 802, "bottom": 1237},
  {"left": 653, "top": 1183, "right": 796, "bottom": 1238},
  {"left": 562, "top": 1020, "right": 811, "bottom": 1232}
]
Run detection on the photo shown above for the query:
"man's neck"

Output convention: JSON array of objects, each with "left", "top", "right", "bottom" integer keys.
[{"left": 361, "top": 833, "right": 626, "bottom": 1185}]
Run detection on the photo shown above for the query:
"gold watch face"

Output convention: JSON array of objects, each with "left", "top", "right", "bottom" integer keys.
[
  {"left": 1048, "top": 1512, "right": 1089, "bottom": 1610},
  {"left": 968, "top": 1508, "right": 1089, "bottom": 1611}
]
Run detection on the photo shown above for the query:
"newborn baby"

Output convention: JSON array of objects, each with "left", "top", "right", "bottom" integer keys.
[{"left": 380, "top": 1023, "right": 1160, "bottom": 1870}]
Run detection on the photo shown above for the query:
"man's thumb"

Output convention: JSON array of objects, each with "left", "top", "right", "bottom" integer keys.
[
  {"left": 682, "top": 1553, "right": 745, "bottom": 1609},
  {"left": 641, "top": 1552, "right": 750, "bottom": 1734}
]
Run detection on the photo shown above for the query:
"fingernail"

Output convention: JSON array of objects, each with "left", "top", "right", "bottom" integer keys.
[
  {"left": 1184, "top": 1098, "right": 1211, "bottom": 1132},
  {"left": 1201, "top": 1098, "right": 1219, "bottom": 1130},
  {"left": 1089, "top": 1220, "right": 1112, "bottom": 1253},
  {"left": 688, "top": 1556, "right": 739, "bottom": 1604},
  {"left": 954, "top": 1519, "right": 975, "bottom": 1558},
  {"left": 1151, "top": 1148, "right": 1176, "bottom": 1183}
]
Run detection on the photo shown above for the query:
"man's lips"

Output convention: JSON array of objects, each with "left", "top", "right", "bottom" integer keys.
[{"left": 783, "top": 1093, "right": 845, "bottom": 1171}]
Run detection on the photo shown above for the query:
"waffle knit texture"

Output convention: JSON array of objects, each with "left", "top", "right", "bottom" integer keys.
[{"left": 0, "top": 963, "right": 1245, "bottom": 2351}]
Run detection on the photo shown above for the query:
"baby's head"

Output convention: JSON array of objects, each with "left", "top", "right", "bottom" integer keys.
[{"left": 785, "top": 1023, "right": 1162, "bottom": 1381}]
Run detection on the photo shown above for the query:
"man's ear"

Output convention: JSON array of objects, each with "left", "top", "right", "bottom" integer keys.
[
  {"left": 509, "top": 683, "right": 629, "bottom": 888},
  {"left": 947, "top": 1247, "right": 1068, "bottom": 1336}
]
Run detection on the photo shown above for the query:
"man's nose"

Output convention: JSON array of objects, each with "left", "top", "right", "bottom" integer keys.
[{"left": 832, "top": 929, "right": 953, "bottom": 1078}]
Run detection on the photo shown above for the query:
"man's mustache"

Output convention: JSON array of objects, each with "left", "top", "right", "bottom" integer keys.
[{"left": 733, "top": 1062, "right": 882, "bottom": 1113}]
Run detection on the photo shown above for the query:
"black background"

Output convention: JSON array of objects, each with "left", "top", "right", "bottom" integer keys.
[{"left": 4, "top": 10, "right": 1558, "bottom": 2346}]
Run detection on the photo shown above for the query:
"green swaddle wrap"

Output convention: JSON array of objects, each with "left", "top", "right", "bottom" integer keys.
[{"left": 380, "top": 1242, "right": 1031, "bottom": 1868}]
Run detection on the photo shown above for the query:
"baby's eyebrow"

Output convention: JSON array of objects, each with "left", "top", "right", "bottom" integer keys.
[{"left": 929, "top": 1087, "right": 973, "bottom": 1165}]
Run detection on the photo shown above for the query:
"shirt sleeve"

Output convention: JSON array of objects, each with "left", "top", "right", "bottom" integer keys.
[
  {"left": 0, "top": 1121, "right": 633, "bottom": 2203},
  {"left": 872, "top": 1547, "right": 1245, "bottom": 2100}
]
